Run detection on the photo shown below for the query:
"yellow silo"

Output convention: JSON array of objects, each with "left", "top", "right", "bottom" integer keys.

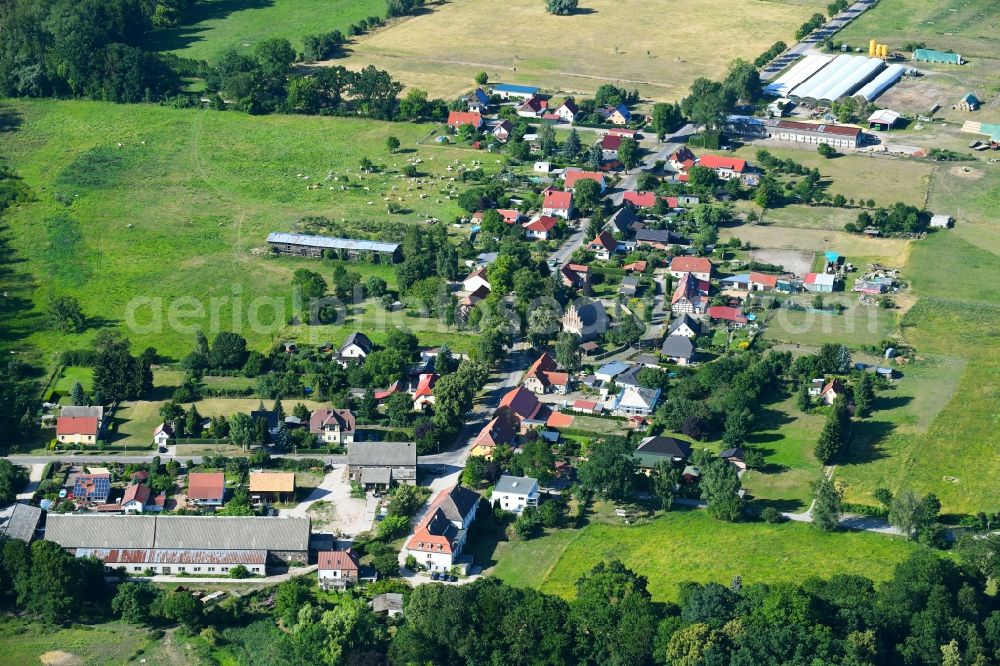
[
  {"left": 880, "top": 44, "right": 889, "bottom": 59},
  {"left": 869, "top": 40, "right": 877, "bottom": 56}
]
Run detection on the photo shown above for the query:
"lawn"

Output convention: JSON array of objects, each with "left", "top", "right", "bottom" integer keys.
[
  {"left": 837, "top": 0, "right": 1000, "bottom": 60},
  {"left": 49, "top": 365, "right": 95, "bottom": 403},
  {"left": 148, "top": 0, "right": 385, "bottom": 63},
  {"left": 490, "top": 507, "right": 919, "bottom": 601},
  {"left": 0, "top": 618, "right": 158, "bottom": 666},
  {"left": 719, "top": 224, "right": 912, "bottom": 267},
  {"left": 761, "top": 296, "right": 901, "bottom": 347},
  {"left": 334, "top": 0, "right": 826, "bottom": 99},
  {"left": 0, "top": 99, "right": 487, "bottom": 361}
]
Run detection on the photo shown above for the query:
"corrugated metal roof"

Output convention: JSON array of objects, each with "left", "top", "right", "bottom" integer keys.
[
  {"left": 1, "top": 503, "right": 42, "bottom": 542},
  {"left": 267, "top": 232, "right": 400, "bottom": 254},
  {"left": 47, "top": 514, "right": 157, "bottom": 549},
  {"left": 76, "top": 548, "right": 267, "bottom": 565},
  {"left": 348, "top": 441, "right": 417, "bottom": 467}
]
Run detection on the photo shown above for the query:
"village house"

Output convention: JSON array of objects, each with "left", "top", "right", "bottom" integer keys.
[
  {"left": 498, "top": 387, "right": 550, "bottom": 430},
  {"left": 248, "top": 472, "right": 296, "bottom": 505},
  {"left": 460, "top": 284, "right": 491, "bottom": 316},
  {"left": 622, "top": 191, "right": 660, "bottom": 208},
  {"left": 669, "top": 313, "right": 702, "bottom": 338},
  {"left": 600, "top": 133, "right": 623, "bottom": 157},
  {"left": 562, "top": 300, "right": 608, "bottom": 341},
  {"left": 707, "top": 305, "right": 749, "bottom": 327},
  {"left": 611, "top": 385, "right": 661, "bottom": 417},
  {"left": 523, "top": 352, "right": 570, "bottom": 395},
  {"left": 462, "top": 266, "right": 491, "bottom": 293},
  {"left": 152, "top": 422, "right": 173, "bottom": 448},
  {"left": 516, "top": 96, "right": 547, "bottom": 117},
  {"left": 447, "top": 110, "right": 483, "bottom": 130},
  {"left": 563, "top": 169, "right": 606, "bottom": 193},
  {"left": 523, "top": 215, "right": 559, "bottom": 240},
  {"left": 670, "top": 256, "right": 713, "bottom": 281},
  {"left": 491, "top": 119, "right": 513, "bottom": 142},
  {"left": 466, "top": 88, "right": 491, "bottom": 113},
  {"left": 72, "top": 473, "right": 110, "bottom": 504},
  {"left": 493, "top": 475, "right": 540, "bottom": 514},
  {"left": 318, "top": 549, "right": 361, "bottom": 590},
  {"left": 698, "top": 154, "right": 755, "bottom": 184},
  {"left": 542, "top": 188, "right": 573, "bottom": 219},
  {"left": 309, "top": 408, "right": 356, "bottom": 446},
  {"left": 623, "top": 260, "right": 647, "bottom": 274},
  {"left": 635, "top": 435, "right": 692, "bottom": 470},
  {"left": 404, "top": 485, "right": 481, "bottom": 573},
  {"left": 660, "top": 336, "right": 696, "bottom": 365},
  {"left": 621, "top": 276, "right": 639, "bottom": 298},
  {"left": 820, "top": 378, "right": 846, "bottom": 405},
  {"left": 56, "top": 416, "right": 100, "bottom": 447},
  {"left": 588, "top": 230, "right": 619, "bottom": 260},
  {"left": 599, "top": 103, "right": 632, "bottom": 125},
  {"left": 492, "top": 83, "right": 540, "bottom": 100},
  {"left": 669, "top": 147, "right": 697, "bottom": 171},
  {"left": 607, "top": 206, "right": 642, "bottom": 237},
  {"left": 561, "top": 263, "right": 592, "bottom": 292},
  {"left": 348, "top": 441, "right": 417, "bottom": 489},
  {"left": 370, "top": 593, "right": 404, "bottom": 617},
  {"left": 720, "top": 447, "right": 747, "bottom": 471},
  {"left": 471, "top": 408, "right": 520, "bottom": 458},
  {"left": 634, "top": 228, "right": 688, "bottom": 251},
  {"left": 187, "top": 472, "right": 226, "bottom": 508},
  {"left": 553, "top": 98, "right": 578, "bottom": 122},
  {"left": 412, "top": 373, "right": 438, "bottom": 411},
  {"left": 338, "top": 332, "right": 373, "bottom": 365},
  {"left": 671, "top": 273, "right": 709, "bottom": 315},
  {"left": 121, "top": 483, "right": 165, "bottom": 514}
]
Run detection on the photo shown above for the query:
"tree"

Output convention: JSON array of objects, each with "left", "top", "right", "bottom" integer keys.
[
  {"left": 538, "top": 123, "right": 556, "bottom": 156},
  {"left": 555, "top": 332, "right": 581, "bottom": 371},
  {"left": 814, "top": 412, "right": 844, "bottom": 464},
  {"left": 889, "top": 490, "right": 922, "bottom": 539},
  {"left": 578, "top": 436, "right": 636, "bottom": 501},
  {"left": 572, "top": 560, "right": 656, "bottom": 666},
  {"left": 723, "top": 58, "right": 762, "bottom": 103},
  {"left": 545, "top": 0, "right": 578, "bottom": 15},
  {"left": 112, "top": 582, "right": 160, "bottom": 625},
  {"left": 686, "top": 165, "right": 717, "bottom": 190},
  {"left": 681, "top": 78, "right": 735, "bottom": 130},
  {"left": 652, "top": 461, "right": 679, "bottom": 510},
  {"left": 812, "top": 476, "right": 843, "bottom": 531},
  {"left": 796, "top": 383, "right": 812, "bottom": 412},
  {"left": 754, "top": 175, "right": 783, "bottom": 209},
  {"left": 874, "top": 487, "right": 893, "bottom": 509},
  {"left": 229, "top": 412, "right": 254, "bottom": 451},
  {"left": 161, "top": 590, "right": 203, "bottom": 632},
  {"left": 527, "top": 307, "right": 560, "bottom": 348},
  {"left": 699, "top": 456, "right": 744, "bottom": 521},
  {"left": 385, "top": 391, "right": 413, "bottom": 426},
  {"left": 209, "top": 332, "right": 248, "bottom": 370},
  {"left": 651, "top": 102, "right": 683, "bottom": 140},
  {"left": 0, "top": 459, "right": 28, "bottom": 505},
  {"left": 69, "top": 381, "right": 86, "bottom": 406},
  {"left": 475, "top": 71, "right": 488, "bottom": 86},
  {"left": 561, "top": 128, "right": 582, "bottom": 160},
  {"left": 617, "top": 137, "right": 639, "bottom": 173},
  {"left": 48, "top": 296, "right": 86, "bottom": 333},
  {"left": 855, "top": 372, "right": 875, "bottom": 417},
  {"left": 572, "top": 178, "right": 601, "bottom": 212},
  {"left": 386, "top": 135, "right": 400, "bottom": 153}
]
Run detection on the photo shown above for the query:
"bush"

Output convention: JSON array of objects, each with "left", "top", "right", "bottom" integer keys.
[
  {"left": 817, "top": 143, "right": 837, "bottom": 158},
  {"left": 545, "top": 0, "right": 578, "bottom": 14},
  {"left": 761, "top": 507, "right": 785, "bottom": 524},
  {"left": 229, "top": 565, "right": 251, "bottom": 579}
]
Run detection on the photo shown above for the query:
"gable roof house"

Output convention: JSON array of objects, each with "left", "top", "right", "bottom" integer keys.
[
  {"left": 318, "top": 549, "right": 361, "bottom": 590},
  {"left": 516, "top": 96, "right": 548, "bottom": 117},
  {"left": 447, "top": 111, "right": 483, "bottom": 129},
  {"left": 121, "top": 483, "right": 164, "bottom": 514},
  {"left": 600, "top": 133, "right": 624, "bottom": 155},
  {"left": 463, "top": 266, "right": 491, "bottom": 293},
  {"left": 460, "top": 284, "right": 492, "bottom": 316},
  {"left": 620, "top": 276, "right": 639, "bottom": 298},
  {"left": 561, "top": 263, "right": 592, "bottom": 292},
  {"left": 338, "top": 332, "right": 374, "bottom": 365},
  {"left": 622, "top": 190, "right": 661, "bottom": 208},
  {"left": 669, "top": 147, "right": 697, "bottom": 171},
  {"left": 563, "top": 169, "right": 606, "bottom": 193},
  {"left": 348, "top": 441, "right": 418, "bottom": 488},
  {"left": 523, "top": 215, "right": 559, "bottom": 240},
  {"left": 671, "top": 273, "right": 709, "bottom": 315},
  {"left": 471, "top": 408, "right": 520, "bottom": 459},
  {"left": 749, "top": 272, "right": 779, "bottom": 291},
  {"left": 309, "top": 408, "right": 356, "bottom": 445},
  {"left": 553, "top": 98, "right": 578, "bottom": 122},
  {"left": 588, "top": 230, "right": 619, "bottom": 260},
  {"left": 60, "top": 405, "right": 105, "bottom": 431},
  {"left": 405, "top": 485, "right": 481, "bottom": 573},
  {"left": 635, "top": 435, "right": 692, "bottom": 469},
  {"left": 660, "top": 335, "right": 696, "bottom": 365},
  {"left": 542, "top": 188, "right": 573, "bottom": 219},
  {"left": 669, "top": 313, "right": 702, "bottom": 338},
  {"left": 72, "top": 473, "right": 111, "bottom": 504},
  {"left": 707, "top": 305, "right": 749, "bottom": 326},
  {"left": 466, "top": 88, "right": 491, "bottom": 112},
  {"left": 522, "top": 352, "right": 570, "bottom": 395},
  {"left": 491, "top": 119, "right": 513, "bottom": 142},
  {"left": 412, "top": 373, "right": 439, "bottom": 411},
  {"left": 607, "top": 206, "right": 643, "bottom": 237},
  {"left": 820, "top": 378, "right": 846, "bottom": 405},
  {"left": 612, "top": 385, "right": 661, "bottom": 417},
  {"left": 498, "top": 386, "right": 550, "bottom": 428},
  {"left": 57, "top": 417, "right": 100, "bottom": 446},
  {"left": 669, "top": 256, "right": 713, "bottom": 281},
  {"left": 248, "top": 472, "right": 296, "bottom": 505},
  {"left": 635, "top": 228, "right": 688, "bottom": 251},
  {"left": 698, "top": 154, "right": 752, "bottom": 183},
  {"left": 186, "top": 472, "right": 226, "bottom": 507},
  {"left": 562, "top": 300, "right": 609, "bottom": 341},
  {"left": 600, "top": 103, "right": 632, "bottom": 125}
]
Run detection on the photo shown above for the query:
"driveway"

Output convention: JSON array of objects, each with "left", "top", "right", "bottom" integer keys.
[{"left": 279, "top": 465, "right": 374, "bottom": 537}]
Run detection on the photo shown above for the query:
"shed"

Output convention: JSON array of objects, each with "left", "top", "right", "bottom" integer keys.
[{"left": 930, "top": 214, "right": 952, "bottom": 229}]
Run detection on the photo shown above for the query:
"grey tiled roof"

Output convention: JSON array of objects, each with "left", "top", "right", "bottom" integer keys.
[
  {"left": 348, "top": 442, "right": 417, "bottom": 468},
  {"left": 0, "top": 503, "right": 42, "bottom": 542}
]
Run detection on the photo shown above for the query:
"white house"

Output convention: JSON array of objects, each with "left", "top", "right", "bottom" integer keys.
[
  {"left": 463, "top": 266, "right": 491, "bottom": 293},
  {"left": 542, "top": 188, "right": 573, "bottom": 219},
  {"left": 668, "top": 314, "right": 701, "bottom": 339},
  {"left": 318, "top": 549, "right": 360, "bottom": 591},
  {"left": 669, "top": 256, "right": 713, "bottom": 282},
  {"left": 309, "top": 408, "right": 356, "bottom": 445},
  {"left": 612, "top": 385, "right": 661, "bottom": 417},
  {"left": 493, "top": 475, "right": 539, "bottom": 514},
  {"left": 121, "top": 483, "right": 163, "bottom": 514},
  {"left": 553, "top": 99, "right": 578, "bottom": 123},
  {"left": 404, "top": 485, "right": 481, "bottom": 573},
  {"left": 153, "top": 422, "right": 173, "bottom": 448},
  {"left": 522, "top": 215, "right": 559, "bottom": 240},
  {"left": 338, "top": 332, "right": 373, "bottom": 365}
]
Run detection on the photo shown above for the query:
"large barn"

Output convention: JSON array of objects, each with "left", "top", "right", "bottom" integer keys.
[
  {"left": 45, "top": 514, "right": 311, "bottom": 576},
  {"left": 267, "top": 232, "right": 402, "bottom": 262}
]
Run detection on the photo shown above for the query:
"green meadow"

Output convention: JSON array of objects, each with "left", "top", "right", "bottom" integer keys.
[{"left": 0, "top": 99, "right": 483, "bottom": 361}]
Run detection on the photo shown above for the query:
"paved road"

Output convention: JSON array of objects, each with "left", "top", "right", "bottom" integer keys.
[
  {"left": 760, "top": 0, "right": 877, "bottom": 81},
  {"left": 609, "top": 123, "right": 696, "bottom": 206},
  {"left": 548, "top": 225, "right": 587, "bottom": 266},
  {"left": 4, "top": 452, "right": 348, "bottom": 466}
]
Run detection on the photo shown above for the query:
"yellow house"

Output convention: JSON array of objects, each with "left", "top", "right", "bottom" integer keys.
[{"left": 56, "top": 416, "right": 99, "bottom": 446}]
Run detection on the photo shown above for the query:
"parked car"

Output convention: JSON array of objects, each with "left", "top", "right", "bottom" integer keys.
[
  {"left": 448, "top": 575, "right": 458, "bottom": 582},
  {"left": 431, "top": 572, "right": 441, "bottom": 580}
]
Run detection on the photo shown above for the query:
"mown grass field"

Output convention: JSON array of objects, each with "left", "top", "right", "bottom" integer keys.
[
  {"left": 0, "top": 618, "right": 157, "bottom": 666},
  {"left": 335, "top": 0, "right": 826, "bottom": 99},
  {"left": 0, "top": 99, "right": 485, "bottom": 361},
  {"left": 490, "top": 507, "right": 919, "bottom": 601},
  {"left": 148, "top": 0, "right": 385, "bottom": 63}
]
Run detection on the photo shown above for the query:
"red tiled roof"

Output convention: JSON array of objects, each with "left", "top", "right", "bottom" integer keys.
[
  {"left": 448, "top": 111, "right": 483, "bottom": 127},
  {"left": 524, "top": 215, "right": 559, "bottom": 232},
  {"left": 749, "top": 272, "right": 778, "bottom": 288},
  {"left": 805, "top": 272, "right": 819, "bottom": 284},
  {"left": 474, "top": 409, "right": 519, "bottom": 449},
  {"left": 122, "top": 483, "right": 151, "bottom": 506},
  {"left": 670, "top": 256, "right": 712, "bottom": 274},
  {"left": 499, "top": 386, "right": 543, "bottom": 421},
  {"left": 589, "top": 230, "right": 617, "bottom": 252},
  {"left": 821, "top": 379, "right": 845, "bottom": 396},
  {"left": 57, "top": 416, "right": 98, "bottom": 436},
  {"left": 543, "top": 188, "right": 572, "bottom": 210},
  {"left": 573, "top": 400, "right": 598, "bottom": 411},
  {"left": 414, "top": 373, "right": 438, "bottom": 398},
  {"left": 546, "top": 411, "right": 575, "bottom": 428},
  {"left": 669, "top": 147, "right": 696, "bottom": 163},
  {"left": 623, "top": 191, "right": 656, "bottom": 207},
  {"left": 497, "top": 209, "right": 522, "bottom": 224},
  {"left": 563, "top": 170, "right": 604, "bottom": 190},
  {"left": 623, "top": 260, "right": 648, "bottom": 273},
  {"left": 707, "top": 306, "right": 748, "bottom": 324},
  {"left": 374, "top": 380, "right": 402, "bottom": 401},
  {"left": 664, "top": 196, "right": 679, "bottom": 209},
  {"left": 318, "top": 549, "right": 360, "bottom": 571},
  {"left": 541, "top": 371, "right": 569, "bottom": 387},
  {"left": 309, "top": 408, "right": 356, "bottom": 433},
  {"left": 600, "top": 134, "right": 623, "bottom": 151},
  {"left": 186, "top": 472, "right": 225, "bottom": 501},
  {"left": 526, "top": 352, "right": 558, "bottom": 380},
  {"left": 567, "top": 263, "right": 590, "bottom": 274},
  {"left": 699, "top": 154, "right": 748, "bottom": 172}
]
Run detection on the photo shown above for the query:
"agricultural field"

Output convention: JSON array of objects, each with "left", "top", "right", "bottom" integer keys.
[
  {"left": 334, "top": 0, "right": 826, "bottom": 99},
  {"left": 0, "top": 618, "right": 160, "bottom": 666},
  {"left": 149, "top": 0, "right": 385, "bottom": 63},
  {"left": 490, "top": 506, "right": 919, "bottom": 601},
  {"left": 0, "top": 99, "right": 488, "bottom": 361}
]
